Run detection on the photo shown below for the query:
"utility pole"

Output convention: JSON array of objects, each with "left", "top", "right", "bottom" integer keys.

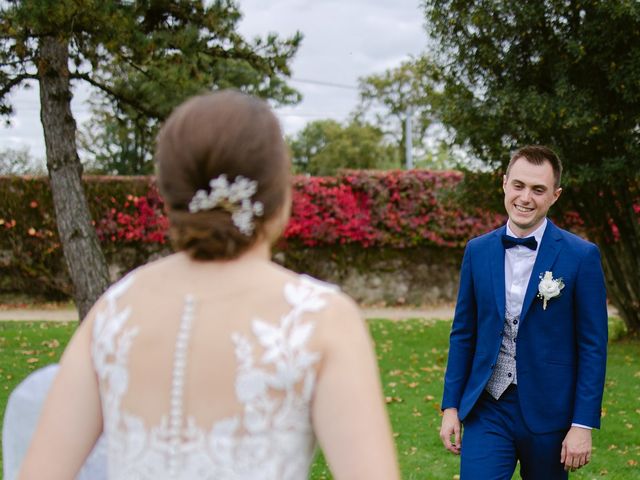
[{"left": 405, "top": 106, "right": 413, "bottom": 169}]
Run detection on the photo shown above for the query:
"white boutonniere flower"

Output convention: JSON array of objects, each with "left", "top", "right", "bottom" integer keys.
[{"left": 537, "top": 271, "right": 564, "bottom": 310}]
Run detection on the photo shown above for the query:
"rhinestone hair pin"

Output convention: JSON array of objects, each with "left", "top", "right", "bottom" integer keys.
[{"left": 188, "top": 174, "right": 264, "bottom": 235}]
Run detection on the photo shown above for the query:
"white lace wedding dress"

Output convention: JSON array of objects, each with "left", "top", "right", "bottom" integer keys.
[{"left": 91, "top": 272, "right": 338, "bottom": 480}]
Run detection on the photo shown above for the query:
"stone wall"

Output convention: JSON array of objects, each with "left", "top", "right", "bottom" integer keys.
[
  {"left": 2, "top": 245, "right": 463, "bottom": 306},
  {"left": 275, "top": 246, "right": 463, "bottom": 306}
]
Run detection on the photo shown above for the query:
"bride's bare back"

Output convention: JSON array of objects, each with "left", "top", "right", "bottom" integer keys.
[
  {"left": 94, "top": 252, "right": 335, "bottom": 478},
  {"left": 20, "top": 251, "right": 399, "bottom": 479}
]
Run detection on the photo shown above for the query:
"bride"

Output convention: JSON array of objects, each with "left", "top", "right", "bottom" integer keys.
[{"left": 19, "top": 90, "right": 400, "bottom": 479}]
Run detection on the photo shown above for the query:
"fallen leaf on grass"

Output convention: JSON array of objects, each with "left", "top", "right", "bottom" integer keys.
[
  {"left": 404, "top": 446, "right": 418, "bottom": 456},
  {"left": 26, "top": 358, "right": 39, "bottom": 364},
  {"left": 385, "top": 396, "right": 403, "bottom": 404},
  {"left": 42, "top": 339, "right": 60, "bottom": 348}
]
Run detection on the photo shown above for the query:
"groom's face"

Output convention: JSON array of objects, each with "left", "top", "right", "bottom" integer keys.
[{"left": 503, "top": 157, "right": 562, "bottom": 236}]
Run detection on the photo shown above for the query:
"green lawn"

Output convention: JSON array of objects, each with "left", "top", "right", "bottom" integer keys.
[{"left": 1, "top": 319, "right": 638, "bottom": 479}]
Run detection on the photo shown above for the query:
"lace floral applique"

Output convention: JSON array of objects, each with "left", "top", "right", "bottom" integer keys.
[
  {"left": 91, "top": 274, "right": 145, "bottom": 473},
  {"left": 92, "top": 274, "right": 337, "bottom": 480}
]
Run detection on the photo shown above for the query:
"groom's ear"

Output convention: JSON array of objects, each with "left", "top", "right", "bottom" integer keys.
[
  {"left": 502, "top": 174, "right": 508, "bottom": 192},
  {"left": 553, "top": 187, "right": 563, "bottom": 203}
]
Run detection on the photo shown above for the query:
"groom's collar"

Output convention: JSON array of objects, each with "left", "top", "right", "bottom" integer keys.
[{"left": 505, "top": 218, "right": 547, "bottom": 247}]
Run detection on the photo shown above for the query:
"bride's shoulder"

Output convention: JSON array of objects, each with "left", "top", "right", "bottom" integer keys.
[
  {"left": 288, "top": 272, "right": 361, "bottom": 322},
  {"left": 88, "top": 254, "right": 177, "bottom": 311},
  {"left": 127, "top": 252, "right": 181, "bottom": 278},
  {"left": 266, "top": 264, "right": 358, "bottom": 316},
  {"left": 290, "top": 275, "right": 365, "bottom": 352}
]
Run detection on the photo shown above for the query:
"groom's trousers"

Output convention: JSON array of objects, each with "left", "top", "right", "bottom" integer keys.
[{"left": 460, "top": 385, "right": 568, "bottom": 480}]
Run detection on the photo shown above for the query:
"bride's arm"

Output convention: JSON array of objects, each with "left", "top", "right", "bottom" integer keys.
[
  {"left": 311, "top": 295, "right": 400, "bottom": 480},
  {"left": 18, "top": 307, "right": 103, "bottom": 480}
]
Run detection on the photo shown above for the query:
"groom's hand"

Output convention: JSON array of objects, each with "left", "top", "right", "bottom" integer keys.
[
  {"left": 561, "top": 426, "right": 592, "bottom": 471},
  {"left": 439, "top": 408, "right": 461, "bottom": 455}
]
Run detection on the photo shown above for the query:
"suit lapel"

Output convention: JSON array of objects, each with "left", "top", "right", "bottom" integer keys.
[
  {"left": 490, "top": 226, "right": 507, "bottom": 321},
  {"left": 520, "top": 221, "right": 563, "bottom": 322}
]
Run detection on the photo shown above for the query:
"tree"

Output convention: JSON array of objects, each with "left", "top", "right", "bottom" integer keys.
[
  {"left": 79, "top": 104, "right": 156, "bottom": 175},
  {"left": 422, "top": 0, "right": 640, "bottom": 334},
  {"left": 0, "top": 147, "right": 45, "bottom": 175},
  {"left": 288, "top": 119, "right": 398, "bottom": 176},
  {"left": 0, "top": 0, "right": 301, "bottom": 318},
  {"left": 78, "top": 2, "right": 303, "bottom": 175},
  {"left": 356, "top": 56, "right": 442, "bottom": 167}
]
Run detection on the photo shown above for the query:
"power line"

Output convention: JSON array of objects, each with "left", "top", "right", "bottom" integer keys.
[
  {"left": 291, "top": 77, "right": 358, "bottom": 90},
  {"left": 276, "top": 111, "right": 349, "bottom": 118}
]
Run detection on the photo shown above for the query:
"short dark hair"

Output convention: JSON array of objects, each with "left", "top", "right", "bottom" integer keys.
[
  {"left": 506, "top": 145, "right": 563, "bottom": 188},
  {"left": 155, "top": 90, "right": 290, "bottom": 260}
]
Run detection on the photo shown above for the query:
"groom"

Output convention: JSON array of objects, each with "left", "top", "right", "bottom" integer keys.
[{"left": 439, "top": 145, "right": 608, "bottom": 479}]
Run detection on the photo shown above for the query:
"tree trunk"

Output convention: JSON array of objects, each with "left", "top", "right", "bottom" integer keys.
[
  {"left": 599, "top": 240, "right": 640, "bottom": 335},
  {"left": 37, "top": 35, "right": 110, "bottom": 320},
  {"left": 599, "top": 185, "right": 640, "bottom": 336}
]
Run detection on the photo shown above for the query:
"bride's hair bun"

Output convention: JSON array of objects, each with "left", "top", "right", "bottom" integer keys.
[{"left": 155, "top": 90, "right": 290, "bottom": 260}]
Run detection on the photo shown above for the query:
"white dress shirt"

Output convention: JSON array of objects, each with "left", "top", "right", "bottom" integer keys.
[
  {"left": 504, "top": 219, "right": 547, "bottom": 318},
  {"left": 503, "top": 218, "right": 590, "bottom": 430}
]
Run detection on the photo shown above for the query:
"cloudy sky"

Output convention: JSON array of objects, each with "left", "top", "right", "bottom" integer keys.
[{"left": 0, "top": 0, "right": 427, "bottom": 161}]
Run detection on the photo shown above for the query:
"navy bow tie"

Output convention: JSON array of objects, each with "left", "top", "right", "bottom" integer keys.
[{"left": 501, "top": 234, "right": 538, "bottom": 251}]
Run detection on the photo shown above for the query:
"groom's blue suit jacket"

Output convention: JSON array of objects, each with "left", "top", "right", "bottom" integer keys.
[{"left": 442, "top": 220, "right": 608, "bottom": 434}]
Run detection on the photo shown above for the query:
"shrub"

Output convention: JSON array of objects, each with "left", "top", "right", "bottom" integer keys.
[
  {"left": 284, "top": 170, "right": 505, "bottom": 248},
  {"left": 7, "top": 170, "right": 590, "bottom": 299}
]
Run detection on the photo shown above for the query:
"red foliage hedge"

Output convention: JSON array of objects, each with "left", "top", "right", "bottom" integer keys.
[
  {"left": 285, "top": 170, "right": 506, "bottom": 247},
  {"left": 0, "top": 171, "right": 507, "bottom": 297}
]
